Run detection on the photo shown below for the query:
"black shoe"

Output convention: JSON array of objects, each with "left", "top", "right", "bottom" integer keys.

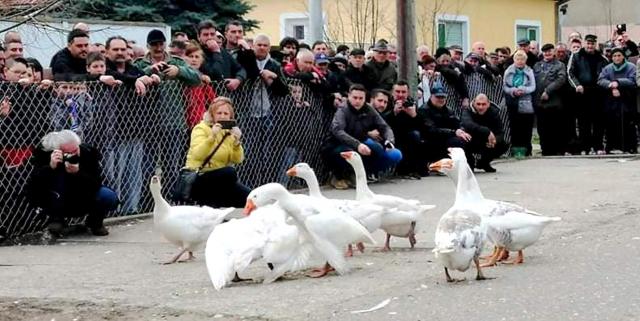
[
  {"left": 478, "top": 163, "right": 497, "bottom": 173},
  {"left": 90, "top": 226, "right": 109, "bottom": 236},
  {"left": 47, "top": 222, "right": 66, "bottom": 237}
]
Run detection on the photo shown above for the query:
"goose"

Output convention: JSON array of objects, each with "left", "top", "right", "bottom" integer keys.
[
  {"left": 429, "top": 148, "right": 561, "bottom": 266},
  {"left": 205, "top": 204, "right": 313, "bottom": 290},
  {"left": 340, "top": 151, "right": 435, "bottom": 251},
  {"left": 243, "top": 183, "right": 376, "bottom": 278},
  {"left": 286, "top": 163, "right": 384, "bottom": 256},
  {"left": 149, "top": 175, "right": 234, "bottom": 264}
]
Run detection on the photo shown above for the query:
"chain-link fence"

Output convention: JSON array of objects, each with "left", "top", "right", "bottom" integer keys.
[
  {"left": 0, "top": 72, "right": 507, "bottom": 239},
  {"left": 0, "top": 79, "right": 329, "bottom": 238}
]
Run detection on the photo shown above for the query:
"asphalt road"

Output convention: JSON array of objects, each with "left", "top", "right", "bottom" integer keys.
[{"left": 1, "top": 157, "right": 639, "bottom": 321}]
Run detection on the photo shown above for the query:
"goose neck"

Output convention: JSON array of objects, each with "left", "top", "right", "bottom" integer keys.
[
  {"left": 351, "top": 159, "right": 375, "bottom": 199},
  {"left": 454, "top": 160, "right": 484, "bottom": 204}
]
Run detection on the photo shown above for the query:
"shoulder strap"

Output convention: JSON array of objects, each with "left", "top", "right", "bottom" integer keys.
[{"left": 198, "top": 132, "right": 231, "bottom": 170}]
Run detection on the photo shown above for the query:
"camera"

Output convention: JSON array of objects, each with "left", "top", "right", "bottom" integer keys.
[
  {"left": 158, "top": 64, "right": 169, "bottom": 72},
  {"left": 616, "top": 23, "right": 626, "bottom": 35},
  {"left": 63, "top": 153, "right": 80, "bottom": 164},
  {"left": 402, "top": 97, "right": 416, "bottom": 108},
  {"left": 218, "top": 120, "right": 237, "bottom": 130}
]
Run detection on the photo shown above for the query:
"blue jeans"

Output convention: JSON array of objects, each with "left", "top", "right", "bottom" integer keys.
[
  {"left": 324, "top": 139, "right": 403, "bottom": 179},
  {"left": 46, "top": 185, "right": 118, "bottom": 228},
  {"left": 115, "top": 140, "right": 144, "bottom": 214}
]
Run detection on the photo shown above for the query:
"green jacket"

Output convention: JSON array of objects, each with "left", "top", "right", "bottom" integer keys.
[{"left": 133, "top": 52, "right": 201, "bottom": 86}]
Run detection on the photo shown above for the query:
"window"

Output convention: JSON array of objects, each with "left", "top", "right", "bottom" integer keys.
[
  {"left": 515, "top": 20, "right": 541, "bottom": 45},
  {"left": 294, "top": 25, "right": 305, "bottom": 40},
  {"left": 438, "top": 21, "right": 464, "bottom": 49},
  {"left": 436, "top": 15, "right": 469, "bottom": 53}
]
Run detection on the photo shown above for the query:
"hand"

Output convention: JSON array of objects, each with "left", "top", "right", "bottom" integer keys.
[
  {"left": 612, "top": 88, "right": 621, "bottom": 97},
  {"left": 260, "top": 69, "right": 277, "bottom": 80},
  {"left": 513, "top": 89, "right": 523, "bottom": 97},
  {"left": 163, "top": 65, "right": 180, "bottom": 78},
  {"left": 576, "top": 85, "right": 584, "bottom": 94},
  {"left": 237, "top": 39, "right": 251, "bottom": 50},
  {"left": 205, "top": 39, "right": 220, "bottom": 52},
  {"left": 231, "top": 126, "right": 242, "bottom": 141},
  {"left": 487, "top": 132, "right": 497, "bottom": 148},
  {"left": 462, "top": 98, "right": 470, "bottom": 108},
  {"left": 367, "top": 129, "right": 381, "bottom": 140},
  {"left": 393, "top": 100, "right": 404, "bottom": 115},
  {"left": 455, "top": 129, "right": 472, "bottom": 142},
  {"left": 210, "top": 123, "right": 222, "bottom": 138},
  {"left": 0, "top": 97, "right": 11, "bottom": 117},
  {"left": 357, "top": 143, "right": 371, "bottom": 156},
  {"left": 150, "top": 74, "right": 162, "bottom": 84},
  {"left": 38, "top": 79, "right": 54, "bottom": 90},
  {"left": 151, "top": 62, "right": 168, "bottom": 74},
  {"left": 404, "top": 105, "right": 417, "bottom": 118},
  {"left": 50, "top": 150, "right": 63, "bottom": 169},
  {"left": 225, "top": 78, "right": 241, "bottom": 91},
  {"left": 134, "top": 79, "right": 147, "bottom": 96},
  {"left": 541, "top": 92, "right": 549, "bottom": 101},
  {"left": 65, "top": 162, "right": 80, "bottom": 174},
  {"left": 609, "top": 81, "right": 618, "bottom": 89},
  {"left": 99, "top": 75, "right": 119, "bottom": 86},
  {"left": 17, "top": 78, "right": 32, "bottom": 86},
  {"left": 201, "top": 74, "right": 211, "bottom": 84}
]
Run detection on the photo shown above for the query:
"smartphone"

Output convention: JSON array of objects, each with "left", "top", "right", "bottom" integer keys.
[
  {"left": 218, "top": 120, "right": 237, "bottom": 130},
  {"left": 616, "top": 23, "right": 627, "bottom": 35}
]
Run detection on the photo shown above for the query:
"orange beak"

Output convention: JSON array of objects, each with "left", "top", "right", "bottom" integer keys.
[
  {"left": 286, "top": 167, "right": 297, "bottom": 177},
  {"left": 340, "top": 152, "right": 352, "bottom": 160},
  {"left": 429, "top": 159, "right": 453, "bottom": 172},
  {"left": 243, "top": 199, "right": 257, "bottom": 216}
]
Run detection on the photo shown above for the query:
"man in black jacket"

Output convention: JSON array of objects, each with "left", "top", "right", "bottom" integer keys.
[
  {"left": 26, "top": 130, "right": 117, "bottom": 238},
  {"left": 421, "top": 83, "right": 471, "bottom": 161},
  {"left": 323, "top": 84, "right": 402, "bottom": 189},
  {"left": 344, "top": 49, "right": 375, "bottom": 91},
  {"left": 385, "top": 81, "right": 428, "bottom": 178},
  {"left": 196, "top": 20, "right": 246, "bottom": 91},
  {"left": 568, "top": 34, "right": 609, "bottom": 154},
  {"left": 50, "top": 29, "right": 90, "bottom": 81},
  {"left": 461, "top": 94, "right": 507, "bottom": 172}
]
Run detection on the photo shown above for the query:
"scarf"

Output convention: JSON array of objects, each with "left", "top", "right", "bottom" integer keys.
[{"left": 512, "top": 67, "right": 526, "bottom": 87}]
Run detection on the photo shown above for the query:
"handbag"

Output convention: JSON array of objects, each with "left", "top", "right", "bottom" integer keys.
[
  {"left": 517, "top": 97, "right": 534, "bottom": 114},
  {"left": 172, "top": 132, "right": 230, "bottom": 202}
]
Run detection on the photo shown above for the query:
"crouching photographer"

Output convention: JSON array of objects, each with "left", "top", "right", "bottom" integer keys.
[
  {"left": 26, "top": 130, "right": 117, "bottom": 237},
  {"left": 179, "top": 97, "right": 250, "bottom": 208}
]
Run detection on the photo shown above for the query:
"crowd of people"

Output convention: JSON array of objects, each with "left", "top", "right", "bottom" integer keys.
[{"left": 1, "top": 19, "right": 639, "bottom": 236}]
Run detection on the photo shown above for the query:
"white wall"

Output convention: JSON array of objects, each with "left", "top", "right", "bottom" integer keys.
[{"left": 0, "top": 19, "right": 171, "bottom": 67}]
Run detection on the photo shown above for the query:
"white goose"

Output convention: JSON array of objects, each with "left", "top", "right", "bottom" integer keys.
[
  {"left": 205, "top": 204, "right": 313, "bottom": 290},
  {"left": 429, "top": 151, "right": 490, "bottom": 282},
  {"left": 149, "top": 175, "right": 234, "bottom": 264},
  {"left": 243, "top": 183, "right": 376, "bottom": 277},
  {"left": 340, "top": 151, "right": 435, "bottom": 251},
  {"left": 286, "top": 163, "right": 383, "bottom": 256},
  {"left": 429, "top": 148, "right": 561, "bottom": 266}
]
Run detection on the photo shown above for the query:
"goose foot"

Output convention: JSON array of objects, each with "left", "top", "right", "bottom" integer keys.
[
  {"left": 356, "top": 242, "right": 365, "bottom": 253},
  {"left": 480, "top": 247, "right": 504, "bottom": 268},
  {"left": 307, "top": 263, "right": 334, "bottom": 278},
  {"left": 408, "top": 222, "right": 417, "bottom": 248},
  {"left": 498, "top": 249, "right": 510, "bottom": 261},
  {"left": 481, "top": 246, "right": 498, "bottom": 260},
  {"left": 345, "top": 244, "right": 354, "bottom": 257},
  {"left": 162, "top": 249, "right": 187, "bottom": 265},
  {"left": 502, "top": 250, "right": 524, "bottom": 265},
  {"left": 177, "top": 251, "right": 195, "bottom": 263},
  {"left": 445, "top": 268, "right": 466, "bottom": 283},
  {"left": 374, "top": 234, "right": 392, "bottom": 252},
  {"left": 475, "top": 256, "right": 494, "bottom": 281},
  {"left": 232, "top": 272, "right": 250, "bottom": 282}
]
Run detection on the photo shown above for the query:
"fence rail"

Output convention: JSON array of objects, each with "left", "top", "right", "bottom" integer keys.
[{"left": 0, "top": 72, "right": 507, "bottom": 239}]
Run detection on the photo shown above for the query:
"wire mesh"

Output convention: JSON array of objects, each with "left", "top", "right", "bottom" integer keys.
[{"left": 0, "top": 73, "right": 506, "bottom": 239}]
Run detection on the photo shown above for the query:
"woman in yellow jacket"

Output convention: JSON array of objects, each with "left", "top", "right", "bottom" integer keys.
[{"left": 186, "top": 97, "right": 250, "bottom": 207}]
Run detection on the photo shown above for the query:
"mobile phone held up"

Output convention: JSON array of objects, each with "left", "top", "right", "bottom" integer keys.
[
  {"left": 218, "top": 120, "right": 237, "bottom": 130},
  {"left": 616, "top": 23, "right": 627, "bottom": 35}
]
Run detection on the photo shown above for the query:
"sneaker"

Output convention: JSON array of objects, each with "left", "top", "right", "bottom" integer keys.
[
  {"left": 478, "top": 163, "right": 497, "bottom": 173},
  {"left": 90, "top": 226, "right": 109, "bottom": 236},
  {"left": 330, "top": 176, "right": 349, "bottom": 190},
  {"left": 366, "top": 174, "right": 379, "bottom": 183},
  {"left": 596, "top": 150, "right": 606, "bottom": 155}
]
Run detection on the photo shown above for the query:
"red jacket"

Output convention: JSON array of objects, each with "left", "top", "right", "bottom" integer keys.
[{"left": 185, "top": 84, "right": 216, "bottom": 129}]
